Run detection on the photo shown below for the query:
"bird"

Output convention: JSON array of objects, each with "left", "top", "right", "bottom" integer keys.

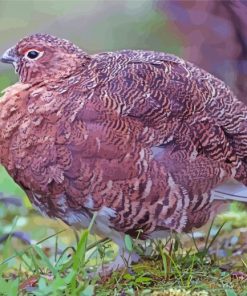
[{"left": 1, "top": 33, "right": 247, "bottom": 274}]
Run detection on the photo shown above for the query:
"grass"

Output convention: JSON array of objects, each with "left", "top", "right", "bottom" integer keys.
[{"left": 1, "top": 197, "right": 247, "bottom": 296}]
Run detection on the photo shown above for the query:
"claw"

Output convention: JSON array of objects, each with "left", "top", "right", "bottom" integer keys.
[{"left": 88, "top": 251, "right": 140, "bottom": 278}]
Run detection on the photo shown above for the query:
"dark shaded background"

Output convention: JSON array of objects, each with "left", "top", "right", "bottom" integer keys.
[{"left": 158, "top": 0, "right": 247, "bottom": 104}]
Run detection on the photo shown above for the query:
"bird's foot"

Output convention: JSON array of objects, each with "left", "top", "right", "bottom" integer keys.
[{"left": 89, "top": 252, "right": 140, "bottom": 278}]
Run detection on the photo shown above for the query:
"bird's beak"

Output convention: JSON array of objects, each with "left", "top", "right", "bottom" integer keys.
[{"left": 0, "top": 47, "right": 17, "bottom": 64}]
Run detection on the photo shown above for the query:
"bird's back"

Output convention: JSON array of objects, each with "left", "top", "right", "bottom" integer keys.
[{"left": 91, "top": 49, "right": 247, "bottom": 183}]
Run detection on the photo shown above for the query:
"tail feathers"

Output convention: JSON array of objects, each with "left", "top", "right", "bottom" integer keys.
[{"left": 212, "top": 180, "right": 247, "bottom": 203}]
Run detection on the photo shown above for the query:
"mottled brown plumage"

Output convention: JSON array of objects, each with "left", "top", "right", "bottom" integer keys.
[{"left": 1, "top": 34, "right": 247, "bottom": 272}]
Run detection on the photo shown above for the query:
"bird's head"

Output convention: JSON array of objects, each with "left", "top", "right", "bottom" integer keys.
[{"left": 0, "top": 33, "right": 89, "bottom": 84}]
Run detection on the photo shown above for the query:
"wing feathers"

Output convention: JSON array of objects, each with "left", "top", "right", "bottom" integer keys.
[{"left": 213, "top": 180, "right": 247, "bottom": 202}]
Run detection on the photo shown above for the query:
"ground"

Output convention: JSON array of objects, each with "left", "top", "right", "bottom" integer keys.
[{"left": 1, "top": 188, "right": 247, "bottom": 296}]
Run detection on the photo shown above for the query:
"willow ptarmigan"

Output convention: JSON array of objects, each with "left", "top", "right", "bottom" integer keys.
[{"left": 1, "top": 34, "right": 247, "bottom": 272}]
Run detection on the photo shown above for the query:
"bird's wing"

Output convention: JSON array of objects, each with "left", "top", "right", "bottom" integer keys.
[{"left": 92, "top": 51, "right": 247, "bottom": 184}]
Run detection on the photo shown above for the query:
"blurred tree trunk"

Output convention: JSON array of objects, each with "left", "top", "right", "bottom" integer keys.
[{"left": 156, "top": 0, "right": 247, "bottom": 104}]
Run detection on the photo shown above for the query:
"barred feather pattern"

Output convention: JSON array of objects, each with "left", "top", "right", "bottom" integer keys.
[{"left": 0, "top": 34, "right": 247, "bottom": 239}]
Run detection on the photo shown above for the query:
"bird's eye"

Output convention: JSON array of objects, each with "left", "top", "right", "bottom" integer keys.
[{"left": 26, "top": 50, "right": 42, "bottom": 60}]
